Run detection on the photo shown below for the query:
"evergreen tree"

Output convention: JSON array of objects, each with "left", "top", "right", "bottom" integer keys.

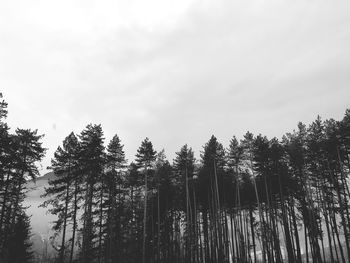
[
  {"left": 198, "top": 135, "right": 227, "bottom": 263},
  {"left": 0, "top": 94, "right": 45, "bottom": 263},
  {"left": 41, "top": 132, "right": 81, "bottom": 263},
  {"left": 104, "top": 134, "right": 127, "bottom": 263},
  {"left": 173, "top": 144, "right": 195, "bottom": 262},
  {"left": 7, "top": 210, "right": 34, "bottom": 263},
  {"left": 135, "top": 138, "right": 157, "bottom": 263},
  {"left": 79, "top": 124, "right": 105, "bottom": 263}
]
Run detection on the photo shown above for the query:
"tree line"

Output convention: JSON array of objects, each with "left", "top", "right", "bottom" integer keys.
[
  {"left": 1, "top": 92, "right": 350, "bottom": 263},
  {"left": 41, "top": 110, "right": 350, "bottom": 263}
]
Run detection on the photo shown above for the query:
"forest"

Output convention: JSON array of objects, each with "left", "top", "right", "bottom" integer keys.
[{"left": 1, "top": 92, "right": 350, "bottom": 263}]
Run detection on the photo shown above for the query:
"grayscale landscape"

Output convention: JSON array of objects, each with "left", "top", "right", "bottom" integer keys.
[{"left": 1, "top": 0, "right": 350, "bottom": 262}]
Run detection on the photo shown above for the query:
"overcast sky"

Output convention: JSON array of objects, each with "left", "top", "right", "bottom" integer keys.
[{"left": 1, "top": 0, "right": 350, "bottom": 174}]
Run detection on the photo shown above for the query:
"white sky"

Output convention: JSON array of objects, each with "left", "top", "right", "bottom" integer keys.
[{"left": 1, "top": 0, "right": 350, "bottom": 174}]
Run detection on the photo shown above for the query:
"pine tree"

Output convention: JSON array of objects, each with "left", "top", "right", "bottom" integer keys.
[
  {"left": 241, "top": 131, "right": 267, "bottom": 263},
  {"left": 104, "top": 134, "right": 127, "bottom": 263},
  {"left": 79, "top": 124, "right": 105, "bottom": 263},
  {"left": 0, "top": 94, "right": 45, "bottom": 263},
  {"left": 198, "top": 135, "right": 227, "bottom": 263},
  {"left": 0, "top": 94, "right": 12, "bottom": 245},
  {"left": 41, "top": 132, "right": 80, "bottom": 263},
  {"left": 7, "top": 210, "right": 34, "bottom": 263},
  {"left": 173, "top": 144, "right": 195, "bottom": 262},
  {"left": 135, "top": 137, "right": 157, "bottom": 263}
]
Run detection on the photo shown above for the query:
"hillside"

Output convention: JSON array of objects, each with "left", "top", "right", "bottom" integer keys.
[{"left": 24, "top": 172, "right": 58, "bottom": 261}]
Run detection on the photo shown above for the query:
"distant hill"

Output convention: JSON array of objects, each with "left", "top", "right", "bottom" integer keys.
[
  {"left": 24, "top": 172, "right": 58, "bottom": 260},
  {"left": 25, "top": 171, "right": 57, "bottom": 230},
  {"left": 26, "top": 172, "right": 56, "bottom": 199},
  {"left": 37, "top": 171, "right": 56, "bottom": 181}
]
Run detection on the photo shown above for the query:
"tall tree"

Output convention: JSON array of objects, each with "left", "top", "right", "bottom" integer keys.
[
  {"left": 0, "top": 94, "right": 45, "bottom": 263},
  {"left": 135, "top": 138, "right": 157, "bottom": 263},
  {"left": 79, "top": 124, "right": 105, "bottom": 263},
  {"left": 173, "top": 145, "right": 195, "bottom": 263},
  {"left": 198, "top": 135, "right": 227, "bottom": 263},
  {"left": 104, "top": 134, "right": 127, "bottom": 263},
  {"left": 41, "top": 132, "right": 80, "bottom": 263}
]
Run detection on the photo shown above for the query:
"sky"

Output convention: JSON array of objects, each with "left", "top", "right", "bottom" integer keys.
[{"left": 1, "top": 0, "right": 350, "bottom": 174}]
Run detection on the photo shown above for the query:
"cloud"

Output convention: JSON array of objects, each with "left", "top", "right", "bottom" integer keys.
[{"left": 1, "top": 0, "right": 350, "bottom": 172}]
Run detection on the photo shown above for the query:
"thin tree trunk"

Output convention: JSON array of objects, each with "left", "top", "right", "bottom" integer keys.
[
  {"left": 69, "top": 179, "right": 79, "bottom": 263},
  {"left": 142, "top": 167, "right": 148, "bottom": 263},
  {"left": 59, "top": 180, "right": 70, "bottom": 263}
]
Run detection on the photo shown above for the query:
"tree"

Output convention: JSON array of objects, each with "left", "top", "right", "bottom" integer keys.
[
  {"left": 41, "top": 132, "right": 80, "bottom": 263},
  {"left": 7, "top": 210, "right": 34, "bottom": 263},
  {"left": 135, "top": 138, "right": 157, "bottom": 263},
  {"left": 198, "top": 135, "right": 227, "bottom": 263},
  {"left": 173, "top": 144, "right": 195, "bottom": 262},
  {"left": 0, "top": 94, "right": 45, "bottom": 263},
  {"left": 104, "top": 134, "right": 127, "bottom": 263},
  {"left": 79, "top": 124, "right": 105, "bottom": 263}
]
